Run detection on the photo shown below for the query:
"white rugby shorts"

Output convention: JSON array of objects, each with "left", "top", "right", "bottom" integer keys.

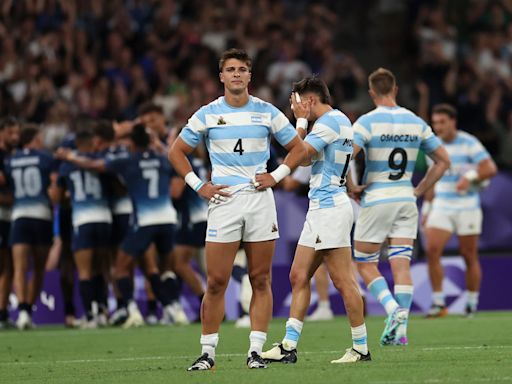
[
  {"left": 298, "top": 201, "right": 354, "bottom": 251},
  {"left": 205, "top": 188, "right": 279, "bottom": 243},
  {"left": 426, "top": 208, "right": 482, "bottom": 236},
  {"left": 354, "top": 202, "right": 418, "bottom": 243}
]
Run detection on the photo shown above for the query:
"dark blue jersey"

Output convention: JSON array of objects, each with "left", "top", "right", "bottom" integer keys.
[
  {"left": 172, "top": 156, "right": 208, "bottom": 224},
  {"left": 101, "top": 145, "right": 133, "bottom": 216},
  {"left": 105, "top": 149, "right": 176, "bottom": 227},
  {"left": 58, "top": 153, "right": 112, "bottom": 227},
  {"left": 4, "top": 148, "right": 57, "bottom": 221}
]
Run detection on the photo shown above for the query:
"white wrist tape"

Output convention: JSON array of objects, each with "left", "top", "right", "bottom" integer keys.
[
  {"left": 464, "top": 169, "right": 479, "bottom": 182},
  {"left": 296, "top": 118, "right": 308, "bottom": 130},
  {"left": 270, "top": 164, "right": 291, "bottom": 184},
  {"left": 184, "top": 172, "right": 204, "bottom": 191},
  {"left": 421, "top": 201, "right": 431, "bottom": 216}
]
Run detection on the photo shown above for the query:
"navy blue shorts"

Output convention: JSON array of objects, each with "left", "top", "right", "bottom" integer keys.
[
  {"left": 176, "top": 215, "right": 206, "bottom": 247},
  {"left": 112, "top": 214, "right": 131, "bottom": 247},
  {"left": 10, "top": 218, "right": 53, "bottom": 246},
  {"left": 72, "top": 223, "right": 112, "bottom": 252},
  {"left": 122, "top": 224, "right": 175, "bottom": 258},
  {"left": 0, "top": 220, "right": 10, "bottom": 249}
]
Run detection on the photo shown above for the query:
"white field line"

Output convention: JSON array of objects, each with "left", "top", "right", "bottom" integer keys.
[
  {"left": 0, "top": 345, "right": 511, "bottom": 367},
  {"left": 371, "top": 378, "right": 512, "bottom": 384}
]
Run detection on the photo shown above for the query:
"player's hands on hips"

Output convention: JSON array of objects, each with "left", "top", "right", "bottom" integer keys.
[
  {"left": 253, "top": 173, "right": 277, "bottom": 190},
  {"left": 456, "top": 176, "right": 470, "bottom": 194},
  {"left": 290, "top": 92, "right": 310, "bottom": 120},
  {"left": 197, "top": 182, "right": 231, "bottom": 204}
]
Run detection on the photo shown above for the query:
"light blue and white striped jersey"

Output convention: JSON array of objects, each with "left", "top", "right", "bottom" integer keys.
[
  {"left": 354, "top": 106, "right": 441, "bottom": 207},
  {"left": 180, "top": 96, "right": 297, "bottom": 186},
  {"left": 304, "top": 109, "right": 353, "bottom": 210},
  {"left": 432, "top": 131, "right": 490, "bottom": 211}
]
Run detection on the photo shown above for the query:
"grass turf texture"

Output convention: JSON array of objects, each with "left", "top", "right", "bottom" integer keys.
[{"left": 1, "top": 312, "right": 511, "bottom": 384}]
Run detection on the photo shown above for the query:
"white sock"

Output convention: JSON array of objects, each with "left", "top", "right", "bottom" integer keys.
[
  {"left": 282, "top": 317, "right": 304, "bottom": 350},
  {"left": 432, "top": 291, "right": 445, "bottom": 307},
  {"left": 466, "top": 291, "right": 479, "bottom": 310},
  {"left": 351, "top": 323, "right": 368, "bottom": 355},
  {"left": 200, "top": 333, "right": 219, "bottom": 359},
  {"left": 127, "top": 301, "right": 139, "bottom": 315},
  {"left": 248, "top": 331, "right": 267, "bottom": 357},
  {"left": 318, "top": 300, "right": 331, "bottom": 309}
]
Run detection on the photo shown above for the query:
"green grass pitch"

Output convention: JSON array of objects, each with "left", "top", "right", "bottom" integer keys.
[{"left": 1, "top": 312, "right": 511, "bottom": 383}]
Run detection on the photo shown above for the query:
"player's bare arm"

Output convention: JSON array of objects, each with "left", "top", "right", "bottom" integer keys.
[
  {"left": 255, "top": 135, "right": 307, "bottom": 190},
  {"left": 55, "top": 148, "right": 107, "bottom": 173},
  {"left": 456, "top": 157, "right": 498, "bottom": 193},
  {"left": 168, "top": 136, "right": 230, "bottom": 202},
  {"left": 415, "top": 145, "right": 451, "bottom": 197}
]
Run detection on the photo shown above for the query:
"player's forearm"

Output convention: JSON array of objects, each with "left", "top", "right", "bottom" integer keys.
[
  {"left": 416, "top": 147, "right": 450, "bottom": 197},
  {"left": 282, "top": 139, "right": 307, "bottom": 172},
  {"left": 67, "top": 154, "right": 106, "bottom": 173},
  {"left": 168, "top": 145, "right": 193, "bottom": 179},
  {"left": 475, "top": 158, "right": 498, "bottom": 181}
]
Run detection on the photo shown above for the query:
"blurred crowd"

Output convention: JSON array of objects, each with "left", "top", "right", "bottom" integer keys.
[
  {"left": 410, "top": 0, "right": 512, "bottom": 168},
  {"left": 0, "top": 0, "right": 511, "bottom": 167}
]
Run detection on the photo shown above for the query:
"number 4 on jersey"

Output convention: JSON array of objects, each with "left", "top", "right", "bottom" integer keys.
[{"left": 233, "top": 139, "right": 244, "bottom": 155}]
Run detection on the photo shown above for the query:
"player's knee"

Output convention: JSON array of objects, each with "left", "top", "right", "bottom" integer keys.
[
  {"left": 248, "top": 272, "right": 270, "bottom": 292},
  {"left": 289, "top": 269, "right": 309, "bottom": 289},
  {"left": 206, "top": 274, "right": 229, "bottom": 295}
]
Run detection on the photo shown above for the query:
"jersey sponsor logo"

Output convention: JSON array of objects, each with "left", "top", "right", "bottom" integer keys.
[
  {"left": 342, "top": 138, "right": 353, "bottom": 147},
  {"left": 380, "top": 134, "right": 419, "bottom": 143},
  {"left": 217, "top": 116, "right": 226, "bottom": 125},
  {"left": 316, "top": 235, "right": 321, "bottom": 244}
]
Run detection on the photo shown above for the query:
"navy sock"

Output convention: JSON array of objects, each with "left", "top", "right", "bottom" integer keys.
[
  {"left": 161, "top": 274, "right": 180, "bottom": 303},
  {"left": 92, "top": 275, "right": 108, "bottom": 310},
  {"left": 148, "top": 273, "right": 170, "bottom": 306},
  {"left": 78, "top": 280, "right": 94, "bottom": 321},
  {"left": 116, "top": 297, "right": 126, "bottom": 310},
  {"left": 147, "top": 299, "right": 157, "bottom": 313},
  {"left": 117, "top": 277, "right": 134, "bottom": 303},
  {"left": 64, "top": 301, "right": 75, "bottom": 316},
  {"left": 19, "top": 302, "right": 32, "bottom": 314},
  {"left": 0, "top": 309, "right": 7, "bottom": 321}
]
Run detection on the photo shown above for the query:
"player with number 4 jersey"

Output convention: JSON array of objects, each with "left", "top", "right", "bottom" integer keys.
[
  {"left": 170, "top": 49, "right": 306, "bottom": 371},
  {"left": 350, "top": 68, "right": 450, "bottom": 346}
]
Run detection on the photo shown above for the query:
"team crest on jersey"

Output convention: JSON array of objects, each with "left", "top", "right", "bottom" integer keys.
[
  {"left": 251, "top": 115, "right": 263, "bottom": 124},
  {"left": 271, "top": 223, "right": 278, "bottom": 233},
  {"left": 217, "top": 116, "right": 226, "bottom": 125}
]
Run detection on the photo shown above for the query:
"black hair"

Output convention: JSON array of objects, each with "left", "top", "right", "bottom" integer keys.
[
  {"left": 138, "top": 102, "right": 164, "bottom": 116},
  {"left": 20, "top": 124, "right": 40, "bottom": 147},
  {"left": 0, "top": 116, "right": 20, "bottom": 130},
  {"left": 292, "top": 75, "right": 331, "bottom": 104},
  {"left": 432, "top": 103, "right": 457, "bottom": 120},
  {"left": 75, "top": 130, "right": 94, "bottom": 148},
  {"left": 130, "top": 123, "right": 150, "bottom": 149},
  {"left": 93, "top": 120, "right": 115, "bottom": 142}
]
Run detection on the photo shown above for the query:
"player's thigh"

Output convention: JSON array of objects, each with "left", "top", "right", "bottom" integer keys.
[
  {"left": 424, "top": 227, "right": 452, "bottom": 258},
  {"left": 426, "top": 209, "right": 455, "bottom": 234},
  {"left": 354, "top": 204, "right": 395, "bottom": 244},
  {"left": 389, "top": 202, "right": 418, "bottom": 240},
  {"left": 244, "top": 240, "right": 276, "bottom": 279},
  {"left": 458, "top": 234, "right": 479, "bottom": 262},
  {"left": 204, "top": 240, "right": 240, "bottom": 286},
  {"left": 455, "top": 209, "right": 482, "bottom": 237},
  {"left": 321, "top": 246, "right": 354, "bottom": 285},
  {"left": 206, "top": 197, "right": 243, "bottom": 242},
  {"left": 243, "top": 189, "right": 280, "bottom": 242},
  {"left": 289, "top": 245, "right": 322, "bottom": 287}
]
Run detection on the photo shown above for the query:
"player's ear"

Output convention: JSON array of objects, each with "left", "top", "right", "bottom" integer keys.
[
  {"left": 393, "top": 86, "right": 399, "bottom": 98},
  {"left": 219, "top": 72, "right": 225, "bottom": 84}
]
